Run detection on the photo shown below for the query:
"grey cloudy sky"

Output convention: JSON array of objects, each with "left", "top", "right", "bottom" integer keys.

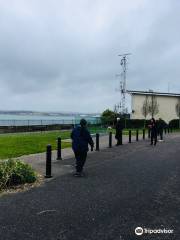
[{"left": 0, "top": 0, "right": 180, "bottom": 113}]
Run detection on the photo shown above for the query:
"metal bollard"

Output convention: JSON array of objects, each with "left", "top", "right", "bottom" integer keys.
[
  {"left": 136, "top": 129, "right": 139, "bottom": 141},
  {"left": 143, "top": 129, "right": 145, "bottom": 140},
  {"left": 45, "top": 144, "right": 52, "bottom": 178},
  {"left": 109, "top": 132, "right": 112, "bottom": 148},
  {"left": 164, "top": 128, "right": 167, "bottom": 134},
  {"left": 148, "top": 128, "right": 151, "bottom": 138},
  {"left": 96, "top": 133, "right": 100, "bottom": 151},
  {"left": 57, "top": 137, "right": 62, "bottom": 160},
  {"left": 168, "top": 128, "right": 170, "bottom": 134},
  {"left": 129, "top": 130, "right": 131, "bottom": 143}
]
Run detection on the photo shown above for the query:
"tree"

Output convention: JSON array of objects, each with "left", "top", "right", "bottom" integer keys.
[
  {"left": 175, "top": 98, "right": 180, "bottom": 128},
  {"left": 149, "top": 95, "right": 159, "bottom": 118},
  {"left": 101, "top": 109, "right": 117, "bottom": 126},
  {"left": 141, "top": 96, "right": 150, "bottom": 127}
]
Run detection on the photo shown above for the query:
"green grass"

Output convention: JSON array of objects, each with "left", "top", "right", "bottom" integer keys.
[
  {"left": 0, "top": 127, "right": 107, "bottom": 159},
  {"left": 123, "top": 129, "right": 145, "bottom": 135},
  {"left": 0, "top": 131, "right": 71, "bottom": 159},
  {"left": 0, "top": 126, "right": 175, "bottom": 160},
  {"left": 109, "top": 128, "right": 146, "bottom": 135}
]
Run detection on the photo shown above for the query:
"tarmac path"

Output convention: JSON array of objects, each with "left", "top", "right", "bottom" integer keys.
[
  {"left": 18, "top": 133, "right": 138, "bottom": 177},
  {"left": 0, "top": 133, "right": 179, "bottom": 240}
]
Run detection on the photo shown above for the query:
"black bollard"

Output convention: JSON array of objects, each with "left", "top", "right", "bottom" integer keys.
[
  {"left": 129, "top": 130, "right": 131, "bottom": 143},
  {"left": 136, "top": 129, "right": 139, "bottom": 141},
  {"left": 168, "top": 128, "right": 170, "bottom": 134},
  {"left": 96, "top": 133, "right": 100, "bottom": 151},
  {"left": 148, "top": 128, "right": 151, "bottom": 138},
  {"left": 143, "top": 129, "right": 145, "bottom": 140},
  {"left": 57, "top": 137, "right": 62, "bottom": 160},
  {"left": 45, "top": 144, "right": 52, "bottom": 178},
  {"left": 109, "top": 132, "right": 112, "bottom": 148},
  {"left": 165, "top": 128, "right": 167, "bottom": 134}
]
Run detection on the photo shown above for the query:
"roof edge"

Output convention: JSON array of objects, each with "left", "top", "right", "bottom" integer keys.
[{"left": 127, "top": 90, "right": 180, "bottom": 97}]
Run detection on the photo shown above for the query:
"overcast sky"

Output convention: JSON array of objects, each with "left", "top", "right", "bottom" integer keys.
[{"left": 0, "top": 0, "right": 180, "bottom": 113}]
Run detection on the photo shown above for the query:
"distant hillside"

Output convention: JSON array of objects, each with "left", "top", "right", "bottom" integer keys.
[{"left": 0, "top": 110, "right": 100, "bottom": 116}]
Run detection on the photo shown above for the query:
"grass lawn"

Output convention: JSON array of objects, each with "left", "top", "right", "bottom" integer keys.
[
  {"left": 0, "top": 127, "right": 107, "bottom": 159},
  {"left": 0, "top": 131, "right": 71, "bottom": 159},
  {"left": 0, "top": 127, "right": 176, "bottom": 159}
]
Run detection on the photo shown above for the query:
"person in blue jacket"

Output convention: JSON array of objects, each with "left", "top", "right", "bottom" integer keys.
[{"left": 71, "top": 119, "right": 94, "bottom": 177}]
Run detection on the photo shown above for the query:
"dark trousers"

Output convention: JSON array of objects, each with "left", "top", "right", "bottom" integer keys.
[
  {"left": 159, "top": 129, "right": 163, "bottom": 140},
  {"left": 151, "top": 132, "right": 157, "bottom": 145},
  {"left": 116, "top": 131, "right": 122, "bottom": 145},
  {"left": 74, "top": 151, "right": 87, "bottom": 173}
]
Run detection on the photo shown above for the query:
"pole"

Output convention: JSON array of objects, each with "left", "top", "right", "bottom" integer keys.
[
  {"left": 45, "top": 144, "right": 52, "bottom": 178},
  {"left": 136, "top": 129, "right": 139, "bottom": 141},
  {"left": 109, "top": 132, "right": 112, "bottom": 148},
  {"left": 57, "top": 137, "right": 62, "bottom": 160},
  {"left": 96, "top": 133, "right": 100, "bottom": 151},
  {"left": 129, "top": 130, "right": 131, "bottom": 143}
]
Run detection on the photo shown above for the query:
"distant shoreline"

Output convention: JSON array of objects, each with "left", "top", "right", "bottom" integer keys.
[{"left": 0, "top": 110, "right": 100, "bottom": 117}]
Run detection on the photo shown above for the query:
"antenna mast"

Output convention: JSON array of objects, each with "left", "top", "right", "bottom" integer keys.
[{"left": 117, "top": 53, "right": 131, "bottom": 114}]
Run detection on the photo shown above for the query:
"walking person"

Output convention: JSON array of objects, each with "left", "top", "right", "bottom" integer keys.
[
  {"left": 157, "top": 118, "right": 164, "bottom": 142},
  {"left": 71, "top": 119, "right": 94, "bottom": 177},
  {"left": 149, "top": 118, "right": 157, "bottom": 145},
  {"left": 115, "top": 118, "right": 123, "bottom": 145}
]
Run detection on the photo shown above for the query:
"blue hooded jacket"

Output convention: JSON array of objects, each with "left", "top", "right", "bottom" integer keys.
[{"left": 71, "top": 126, "right": 94, "bottom": 152}]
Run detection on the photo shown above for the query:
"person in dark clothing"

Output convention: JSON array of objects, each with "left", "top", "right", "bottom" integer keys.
[
  {"left": 71, "top": 119, "right": 94, "bottom": 177},
  {"left": 157, "top": 118, "right": 164, "bottom": 141},
  {"left": 149, "top": 118, "right": 157, "bottom": 145},
  {"left": 115, "top": 118, "right": 123, "bottom": 146}
]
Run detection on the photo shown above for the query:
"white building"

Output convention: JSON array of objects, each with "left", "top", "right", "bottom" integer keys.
[{"left": 127, "top": 90, "right": 180, "bottom": 123}]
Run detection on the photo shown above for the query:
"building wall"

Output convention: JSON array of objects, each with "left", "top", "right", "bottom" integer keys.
[{"left": 131, "top": 94, "right": 179, "bottom": 123}]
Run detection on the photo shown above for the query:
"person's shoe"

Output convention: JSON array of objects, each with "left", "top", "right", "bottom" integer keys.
[
  {"left": 73, "top": 172, "right": 80, "bottom": 177},
  {"left": 73, "top": 172, "right": 83, "bottom": 177}
]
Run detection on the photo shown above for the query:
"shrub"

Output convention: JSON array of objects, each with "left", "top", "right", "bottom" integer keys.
[
  {"left": 116, "top": 119, "right": 149, "bottom": 129},
  {"left": 101, "top": 109, "right": 119, "bottom": 125},
  {"left": 169, "top": 119, "right": 180, "bottom": 129},
  {"left": 0, "top": 159, "right": 37, "bottom": 191}
]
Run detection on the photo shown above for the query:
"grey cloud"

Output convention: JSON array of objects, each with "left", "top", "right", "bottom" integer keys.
[{"left": 0, "top": 0, "right": 180, "bottom": 112}]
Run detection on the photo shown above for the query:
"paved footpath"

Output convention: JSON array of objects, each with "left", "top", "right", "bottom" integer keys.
[
  {"left": 18, "top": 133, "right": 139, "bottom": 177},
  {"left": 0, "top": 133, "right": 180, "bottom": 240}
]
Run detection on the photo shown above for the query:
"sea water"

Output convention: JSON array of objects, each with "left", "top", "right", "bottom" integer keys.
[{"left": 0, "top": 114, "right": 100, "bottom": 126}]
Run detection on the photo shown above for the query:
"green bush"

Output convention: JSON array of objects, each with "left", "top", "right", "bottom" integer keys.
[
  {"left": 101, "top": 109, "right": 118, "bottom": 125},
  {"left": 169, "top": 119, "right": 180, "bottom": 129},
  {"left": 0, "top": 159, "right": 37, "bottom": 191}
]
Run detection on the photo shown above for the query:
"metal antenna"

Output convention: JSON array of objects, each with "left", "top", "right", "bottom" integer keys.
[{"left": 117, "top": 53, "right": 132, "bottom": 114}]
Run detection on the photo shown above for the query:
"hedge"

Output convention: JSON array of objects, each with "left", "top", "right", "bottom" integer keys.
[{"left": 169, "top": 119, "right": 180, "bottom": 128}]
